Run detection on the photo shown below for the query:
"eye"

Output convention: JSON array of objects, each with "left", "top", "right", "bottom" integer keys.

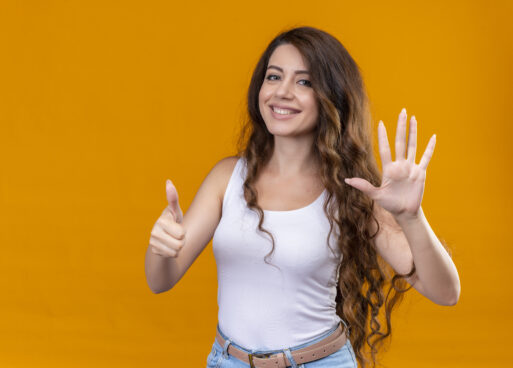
[
  {"left": 299, "top": 79, "right": 312, "bottom": 87},
  {"left": 265, "top": 74, "right": 312, "bottom": 87}
]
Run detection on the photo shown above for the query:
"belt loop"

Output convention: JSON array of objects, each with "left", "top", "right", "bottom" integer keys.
[
  {"left": 222, "top": 338, "right": 232, "bottom": 359},
  {"left": 283, "top": 347, "right": 298, "bottom": 368}
]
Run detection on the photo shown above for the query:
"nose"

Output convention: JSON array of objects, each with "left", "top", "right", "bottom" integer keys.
[{"left": 275, "top": 77, "right": 294, "bottom": 99}]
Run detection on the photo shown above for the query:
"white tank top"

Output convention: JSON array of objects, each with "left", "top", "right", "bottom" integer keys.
[{"left": 212, "top": 156, "right": 343, "bottom": 350}]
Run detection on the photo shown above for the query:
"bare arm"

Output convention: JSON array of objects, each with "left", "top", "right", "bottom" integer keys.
[
  {"left": 144, "top": 156, "right": 238, "bottom": 294},
  {"left": 372, "top": 203, "right": 460, "bottom": 306}
]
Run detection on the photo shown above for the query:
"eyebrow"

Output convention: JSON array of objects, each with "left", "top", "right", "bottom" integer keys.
[{"left": 267, "top": 65, "right": 310, "bottom": 75}]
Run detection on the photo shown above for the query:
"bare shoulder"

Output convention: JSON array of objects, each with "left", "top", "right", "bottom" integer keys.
[{"left": 211, "top": 155, "right": 240, "bottom": 204}]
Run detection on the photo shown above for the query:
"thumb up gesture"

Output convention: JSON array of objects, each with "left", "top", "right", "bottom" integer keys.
[{"left": 149, "top": 179, "right": 186, "bottom": 258}]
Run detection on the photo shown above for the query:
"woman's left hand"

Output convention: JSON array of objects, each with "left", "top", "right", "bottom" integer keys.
[{"left": 344, "top": 108, "right": 436, "bottom": 221}]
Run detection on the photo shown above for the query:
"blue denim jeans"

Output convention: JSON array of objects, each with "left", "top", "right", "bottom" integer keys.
[{"left": 206, "top": 320, "right": 358, "bottom": 367}]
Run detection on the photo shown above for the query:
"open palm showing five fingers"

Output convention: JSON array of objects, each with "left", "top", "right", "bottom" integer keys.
[{"left": 344, "top": 108, "right": 436, "bottom": 220}]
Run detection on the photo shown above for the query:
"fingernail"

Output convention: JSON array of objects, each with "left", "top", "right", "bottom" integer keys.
[{"left": 401, "top": 108, "right": 406, "bottom": 115}]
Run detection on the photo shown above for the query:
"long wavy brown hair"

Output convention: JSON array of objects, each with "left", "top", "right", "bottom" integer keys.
[{"left": 234, "top": 26, "right": 450, "bottom": 367}]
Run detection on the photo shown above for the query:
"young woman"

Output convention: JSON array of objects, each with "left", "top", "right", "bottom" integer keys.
[{"left": 145, "top": 26, "right": 460, "bottom": 368}]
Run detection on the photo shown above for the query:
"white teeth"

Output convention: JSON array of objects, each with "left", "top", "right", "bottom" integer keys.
[{"left": 272, "top": 106, "right": 298, "bottom": 115}]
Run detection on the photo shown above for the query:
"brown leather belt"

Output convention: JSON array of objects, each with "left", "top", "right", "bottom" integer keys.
[{"left": 215, "top": 322, "right": 348, "bottom": 368}]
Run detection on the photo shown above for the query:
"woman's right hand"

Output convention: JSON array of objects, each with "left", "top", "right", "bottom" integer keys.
[{"left": 149, "top": 179, "right": 186, "bottom": 258}]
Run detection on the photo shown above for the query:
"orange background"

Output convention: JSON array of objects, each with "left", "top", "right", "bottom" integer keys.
[{"left": 0, "top": 1, "right": 511, "bottom": 367}]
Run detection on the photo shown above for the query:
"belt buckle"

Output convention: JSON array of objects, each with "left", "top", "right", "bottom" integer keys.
[{"left": 248, "top": 352, "right": 273, "bottom": 368}]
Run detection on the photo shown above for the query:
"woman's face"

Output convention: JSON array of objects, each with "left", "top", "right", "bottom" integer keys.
[{"left": 258, "top": 44, "right": 319, "bottom": 138}]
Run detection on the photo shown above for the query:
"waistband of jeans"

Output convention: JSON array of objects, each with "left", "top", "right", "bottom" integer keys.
[{"left": 215, "top": 320, "right": 345, "bottom": 354}]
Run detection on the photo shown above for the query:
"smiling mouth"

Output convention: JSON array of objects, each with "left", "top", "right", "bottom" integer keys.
[{"left": 270, "top": 106, "right": 301, "bottom": 115}]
